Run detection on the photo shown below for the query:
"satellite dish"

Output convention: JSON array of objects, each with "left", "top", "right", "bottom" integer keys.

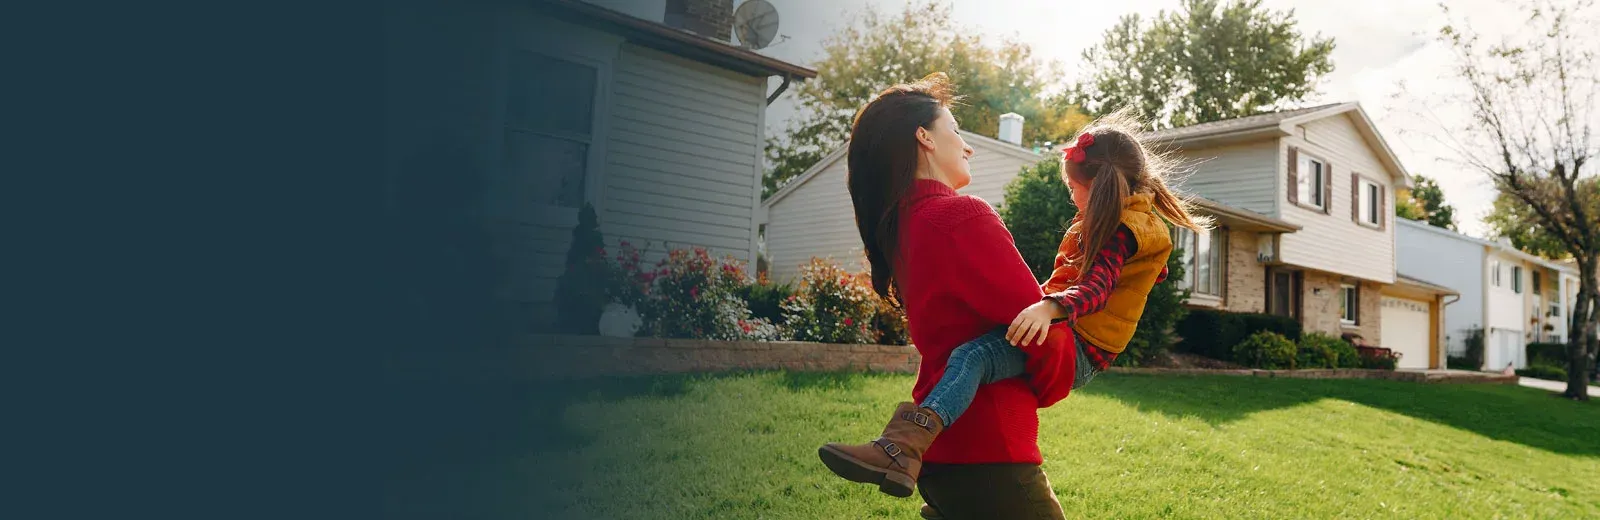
[{"left": 733, "top": 0, "right": 780, "bottom": 50}]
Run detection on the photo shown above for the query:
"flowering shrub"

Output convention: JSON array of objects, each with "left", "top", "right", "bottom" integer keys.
[
  {"left": 781, "top": 258, "right": 879, "bottom": 344},
  {"left": 1355, "top": 346, "right": 1401, "bottom": 370},
  {"left": 633, "top": 246, "right": 766, "bottom": 340},
  {"left": 600, "top": 240, "right": 652, "bottom": 308}
]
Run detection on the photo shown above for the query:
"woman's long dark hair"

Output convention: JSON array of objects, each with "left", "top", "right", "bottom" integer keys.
[{"left": 846, "top": 73, "right": 956, "bottom": 304}]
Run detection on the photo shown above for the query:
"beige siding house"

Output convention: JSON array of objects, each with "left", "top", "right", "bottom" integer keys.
[
  {"left": 1151, "top": 103, "right": 1419, "bottom": 346},
  {"left": 760, "top": 130, "right": 1042, "bottom": 283},
  {"left": 387, "top": 0, "right": 815, "bottom": 333}
]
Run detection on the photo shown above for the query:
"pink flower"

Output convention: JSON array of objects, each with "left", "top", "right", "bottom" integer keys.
[
  {"left": 843, "top": 318, "right": 854, "bottom": 326},
  {"left": 595, "top": 247, "right": 607, "bottom": 256},
  {"left": 690, "top": 285, "right": 700, "bottom": 299}
]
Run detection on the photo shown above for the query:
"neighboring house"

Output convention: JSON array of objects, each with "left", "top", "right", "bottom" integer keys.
[
  {"left": 760, "top": 125, "right": 1044, "bottom": 283},
  {"left": 1149, "top": 103, "right": 1450, "bottom": 369},
  {"left": 761, "top": 102, "right": 1450, "bottom": 367},
  {"left": 1396, "top": 218, "right": 1580, "bottom": 370},
  {"left": 386, "top": 0, "right": 815, "bottom": 333}
]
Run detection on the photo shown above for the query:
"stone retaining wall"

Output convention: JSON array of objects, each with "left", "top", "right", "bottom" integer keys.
[{"left": 385, "top": 335, "right": 922, "bottom": 382}]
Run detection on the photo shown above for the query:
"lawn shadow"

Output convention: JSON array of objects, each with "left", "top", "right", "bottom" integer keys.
[{"left": 1085, "top": 374, "right": 1600, "bottom": 457}]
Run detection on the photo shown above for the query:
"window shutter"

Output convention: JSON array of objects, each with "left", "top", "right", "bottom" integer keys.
[
  {"left": 1287, "top": 147, "right": 1299, "bottom": 205},
  {"left": 1379, "top": 184, "right": 1387, "bottom": 230},
  {"left": 1323, "top": 161, "right": 1334, "bottom": 214},
  {"left": 1351, "top": 175, "right": 1360, "bottom": 222}
]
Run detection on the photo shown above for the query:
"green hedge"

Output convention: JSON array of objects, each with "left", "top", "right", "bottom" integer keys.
[
  {"left": 1517, "top": 364, "right": 1568, "bottom": 381},
  {"left": 1176, "top": 309, "right": 1303, "bottom": 362},
  {"left": 1526, "top": 342, "right": 1569, "bottom": 366},
  {"left": 1233, "top": 331, "right": 1298, "bottom": 369}
]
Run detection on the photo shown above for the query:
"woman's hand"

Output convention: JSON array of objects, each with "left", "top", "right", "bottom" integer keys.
[{"left": 1006, "top": 300, "right": 1069, "bottom": 347}]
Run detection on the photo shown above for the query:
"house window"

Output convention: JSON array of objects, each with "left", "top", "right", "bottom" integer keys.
[
  {"left": 505, "top": 51, "right": 599, "bottom": 209},
  {"left": 1340, "top": 283, "right": 1359, "bottom": 324},
  {"left": 1358, "top": 179, "right": 1380, "bottom": 226},
  {"left": 1297, "top": 154, "right": 1328, "bottom": 209},
  {"left": 1512, "top": 265, "right": 1523, "bottom": 294},
  {"left": 1532, "top": 271, "right": 1542, "bottom": 295},
  {"left": 1267, "top": 269, "right": 1301, "bottom": 319},
  {"left": 1552, "top": 302, "right": 1561, "bottom": 317},
  {"left": 1491, "top": 261, "right": 1502, "bottom": 287},
  {"left": 1174, "top": 227, "right": 1225, "bottom": 298}
]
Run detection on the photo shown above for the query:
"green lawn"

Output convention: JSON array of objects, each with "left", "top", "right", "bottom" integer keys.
[{"left": 423, "top": 372, "right": 1600, "bottom": 519}]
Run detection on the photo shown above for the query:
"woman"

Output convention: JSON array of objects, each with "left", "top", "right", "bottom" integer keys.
[{"left": 838, "top": 72, "right": 1077, "bottom": 519}]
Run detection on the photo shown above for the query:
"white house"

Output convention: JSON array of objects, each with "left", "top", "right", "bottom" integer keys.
[
  {"left": 1396, "top": 218, "right": 1581, "bottom": 370},
  {"left": 759, "top": 126, "right": 1044, "bottom": 283},
  {"left": 385, "top": 0, "right": 816, "bottom": 333}
]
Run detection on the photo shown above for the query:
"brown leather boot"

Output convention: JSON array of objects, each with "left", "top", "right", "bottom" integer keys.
[{"left": 817, "top": 402, "right": 945, "bottom": 498}]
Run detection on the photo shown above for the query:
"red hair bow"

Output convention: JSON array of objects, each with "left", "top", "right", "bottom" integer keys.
[{"left": 1063, "top": 132, "right": 1095, "bottom": 163}]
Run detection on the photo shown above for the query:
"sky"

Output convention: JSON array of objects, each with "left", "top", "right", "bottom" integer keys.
[{"left": 743, "top": 0, "right": 1573, "bottom": 238}]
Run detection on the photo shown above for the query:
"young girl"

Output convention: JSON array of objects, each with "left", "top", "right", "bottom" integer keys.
[{"left": 819, "top": 111, "right": 1210, "bottom": 499}]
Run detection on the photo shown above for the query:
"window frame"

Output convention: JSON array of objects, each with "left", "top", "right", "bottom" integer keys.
[
  {"left": 1512, "top": 265, "right": 1524, "bottom": 294},
  {"left": 1340, "top": 283, "right": 1359, "bottom": 325},
  {"left": 1358, "top": 178, "right": 1381, "bottom": 227},
  {"left": 1297, "top": 154, "right": 1328, "bottom": 210},
  {"left": 1173, "top": 226, "right": 1227, "bottom": 300},
  {"left": 1491, "top": 261, "right": 1502, "bottom": 287}
]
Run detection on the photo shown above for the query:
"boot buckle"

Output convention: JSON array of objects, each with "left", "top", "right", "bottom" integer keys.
[
  {"left": 904, "top": 411, "right": 932, "bottom": 428},
  {"left": 881, "top": 441, "right": 903, "bottom": 457}
]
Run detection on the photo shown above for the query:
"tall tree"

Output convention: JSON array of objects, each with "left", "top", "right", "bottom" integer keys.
[
  {"left": 1434, "top": 0, "right": 1600, "bottom": 399},
  {"left": 1070, "top": 0, "right": 1335, "bottom": 129},
  {"left": 762, "top": 1, "right": 1090, "bottom": 198},
  {"left": 1396, "top": 175, "right": 1459, "bottom": 230}
]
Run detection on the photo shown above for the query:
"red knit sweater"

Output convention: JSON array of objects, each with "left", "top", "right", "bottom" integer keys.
[{"left": 896, "top": 180, "right": 1077, "bottom": 465}]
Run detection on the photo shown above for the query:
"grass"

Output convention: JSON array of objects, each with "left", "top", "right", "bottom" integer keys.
[{"left": 397, "top": 373, "right": 1600, "bottom": 519}]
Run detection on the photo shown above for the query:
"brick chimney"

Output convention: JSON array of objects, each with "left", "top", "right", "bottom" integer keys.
[{"left": 663, "top": 0, "right": 733, "bottom": 42}]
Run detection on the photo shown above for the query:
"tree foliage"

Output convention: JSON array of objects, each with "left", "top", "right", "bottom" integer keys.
[
  {"left": 999, "top": 158, "right": 1078, "bottom": 281},
  {"left": 763, "top": 1, "right": 1090, "bottom": 198},
  {"left": 1484, "top": 180, "right": 1598, "bottom": 260},
  {"left": 1396, "top": 175, "right": 1458, "bottom": 230},
  {"left": 1434, "top": 0, "right": 1600, "bottom": 399},
  {"left": 1069, "top": 0, "right": 1335, "bottom": 128}
]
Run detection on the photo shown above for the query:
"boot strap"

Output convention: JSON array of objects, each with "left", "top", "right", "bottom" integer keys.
[
  {"left": 901, "top": 410, "right": 937, "bottom": 431},
  {"left": 873, "top": 439, "right": 909, "bottom": 469}
]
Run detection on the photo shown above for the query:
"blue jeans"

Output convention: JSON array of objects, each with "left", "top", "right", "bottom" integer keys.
[{"left": 920, "top": 326, "right": 1102, "bottom": 427}]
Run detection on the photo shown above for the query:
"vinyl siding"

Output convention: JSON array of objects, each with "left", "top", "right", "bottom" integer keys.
[
  {"left": 763, "top": 136, "right": 1036, "bottom": 283},
  {"left": 1396, "top": 222, "right": 1484, "bottom": 355},
  {"left": 1277, "top": 114, "right": 1398, "bottom": 283},
  {"left": 1486, "top": 250, "right": 1527, "bottom": 333},
  {"left": 1169, "top": 139, "right": 1279, "bottom": 215},
  {"left": 597, "top": 43, "right": 765, "bottom": 279}
]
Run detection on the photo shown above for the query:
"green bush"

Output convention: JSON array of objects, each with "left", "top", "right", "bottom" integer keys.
[
  {"left": 1176, "top": 310, "right": 1303, "bottom": 363},
  {"left": 1329, "top": 338, "right": 1362, "bottom": 369},
  {"left": 780, "top": 258, "right": 879, "bottom": 344},
  {"left": 1516, "top": 364, "right": 1568, "bottom": 381},
  {"left": 1526, "top": 342, "right": 1569, "bottom": 367},
  {"left": 1232, "top": 331, "right": 1298, "bottom": 369},
  {"left": 871, "top": 296, "right": 910, "bottom": 346},
  {"left": 737, "top": 279, "right": 795, "bottom": 326},
  {"left": 999, "top": 158, "right": 1078, "bottom": 282},
  {"left": 1296, "top": 333, "right": 1346, "bottom": 369}
]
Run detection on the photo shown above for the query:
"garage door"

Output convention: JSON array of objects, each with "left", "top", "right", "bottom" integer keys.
[
  {"left": 1485, "top": 328, "right": 1527, "bottom": 371},
  {"left": 1380, "top": 296, "right": 1432, "bottom": 369}
]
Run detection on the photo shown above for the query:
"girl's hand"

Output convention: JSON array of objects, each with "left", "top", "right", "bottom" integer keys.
[{"left": 1006, "top": 300, "right": 1067, "bottom": 347}]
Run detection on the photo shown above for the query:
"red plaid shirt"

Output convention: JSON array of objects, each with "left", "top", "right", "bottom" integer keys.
[{"left": 1043, "top": 226, "right": 1168, "bottom": 370}]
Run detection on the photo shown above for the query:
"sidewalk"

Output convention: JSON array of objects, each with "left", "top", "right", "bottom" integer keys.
[{"left": 1518, "top": 377, "right": 1600, "bottom": 397}]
